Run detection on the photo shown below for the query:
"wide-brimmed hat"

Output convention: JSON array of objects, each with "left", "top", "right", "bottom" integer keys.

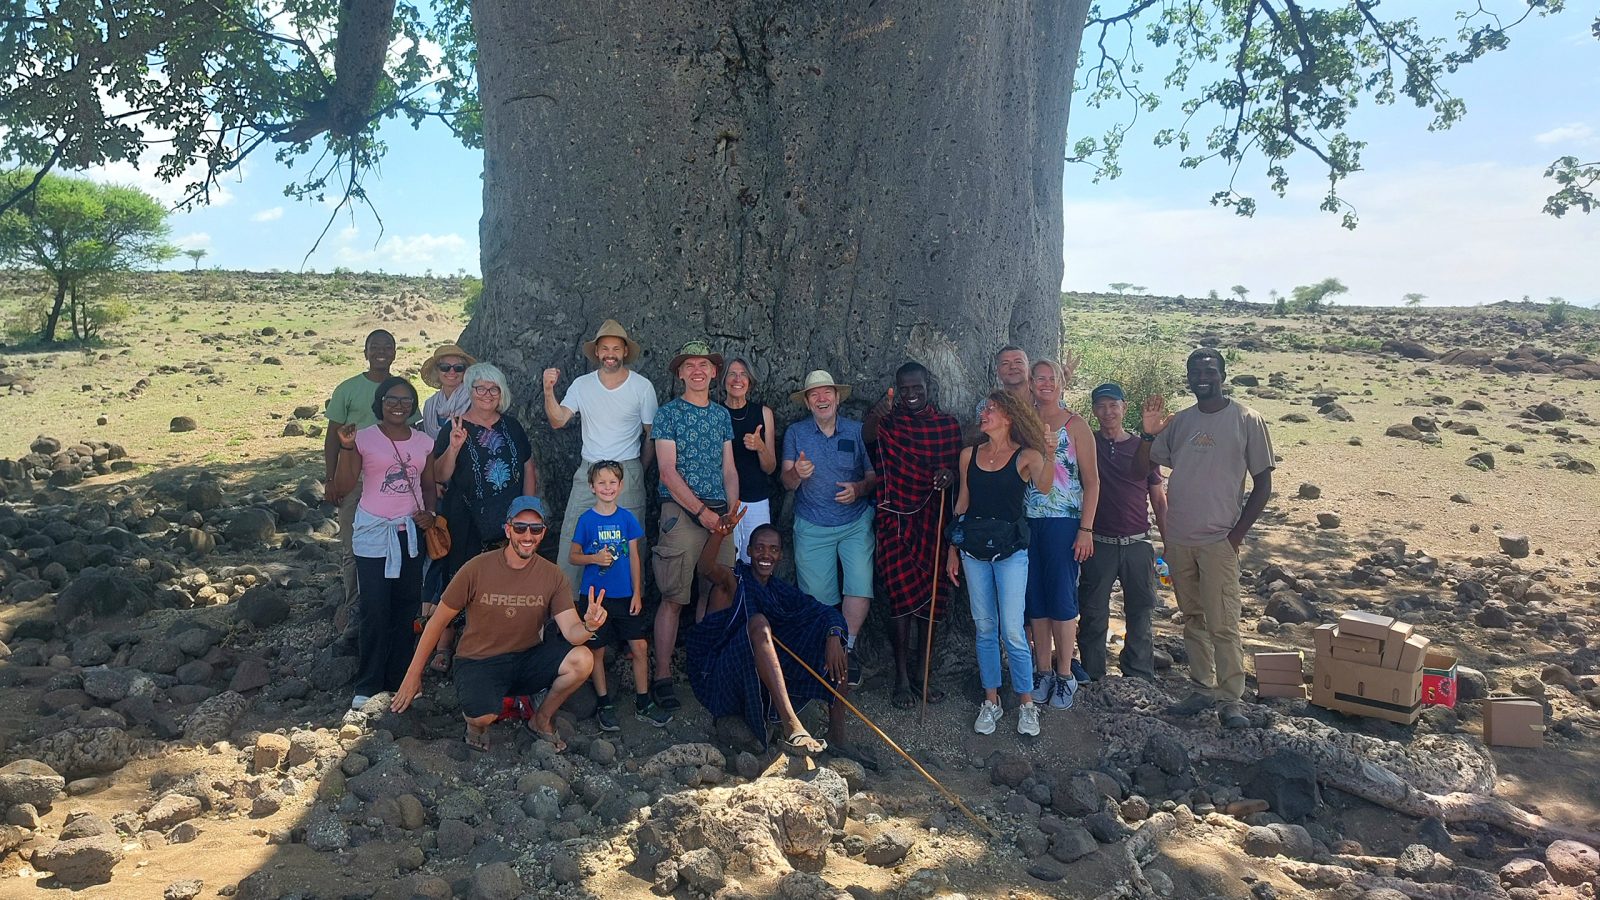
[
  {"left": 420, "top": 343, "right": 477, "bottom": 388},
  {"left": 791, "top": 370, "right": 853, "bottom": 406},
  {"left": 582, "top": 319, "right": 641, "bottom": 365},
  {"left": 667, "top": 339, "right": 724, "bottom": 375}
]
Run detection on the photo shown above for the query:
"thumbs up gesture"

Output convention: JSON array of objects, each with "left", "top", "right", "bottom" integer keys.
[
  {"left": 742, "top": 423, "right": 766, "bottom": 453},
  {"left": 795, "top": 450, "right": 814, "bottom": 480},
  {"left": 872, "top": 386, "right": 895, "bottom": 418},
  {"left": 582, "top": 586, "right": 609, "bottom": 635}
]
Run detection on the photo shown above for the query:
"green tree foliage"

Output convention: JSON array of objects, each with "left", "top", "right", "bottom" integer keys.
[
  {"left": 1063, "top": 322, "right": 1183, "bottom": 432},
  {"left": 1230, "top": 285, "right": 1249, "bottom": 302},
  {"left": 0, "top": 1, "right": 1583, "bottom": 225},
  {"left": 1404, "top": 292, "right": 1427, "bottom": 306},
  {"left": 0, "top": 171, "right": 175, "bottom": 342},
  {"left": 184, "top": 249, "right": 208, "bottom": 270},
  {"left": 1290, "top": 277, "right": 1348, "bottom": 315},
  {"left": 1546, "top": 297, "right": 1570, "bottom": 326},
  {"left": 462, "top": 275, "right": 483, "bottom": 316}
]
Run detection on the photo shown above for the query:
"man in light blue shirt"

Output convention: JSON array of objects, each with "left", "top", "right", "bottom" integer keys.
[{"left": 781, "top": 370, "right": 878, "bottom": 686}]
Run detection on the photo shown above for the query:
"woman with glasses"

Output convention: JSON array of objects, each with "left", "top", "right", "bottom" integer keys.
[
  {"left": 721, "top": 358, "right": 777, "bottom": 562},
  {"left": 431, "top": 364, "right": 544, "bottom": 670},
  {"left": 419, "top": 344, "right": 477, "bottom": 439},
  {"left": 332, "top": 376, "right": 438, "bottom": 710}
]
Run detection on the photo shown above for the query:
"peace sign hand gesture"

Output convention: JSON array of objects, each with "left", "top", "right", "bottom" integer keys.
[
  {"left": 714, "top": 500, "right": 746, "bottom": 536},
  {"left": 583, "top": 586, "right": 609, "bottom": 636},
  {"left": 447, "top": 416, "right": 468, "bottom": 451}
]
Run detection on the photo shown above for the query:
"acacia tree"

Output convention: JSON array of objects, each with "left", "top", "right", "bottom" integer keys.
[
  {"left": 2, "top": 0, "right": 1586, "bottom": 516},
  {"left": 0, "top": 171, "right": 174, "bottom": 342},
  {"left": 1292, "top": 277, "right": 1349, "bottom": 315}
]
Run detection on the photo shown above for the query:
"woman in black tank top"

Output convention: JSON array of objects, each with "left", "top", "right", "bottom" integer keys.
[
  {"left": 722, "top": 359, "right": 777, "bottom": 561},
  {"left": 947, "top": 389, "right": 1057, "bottom": 738}
]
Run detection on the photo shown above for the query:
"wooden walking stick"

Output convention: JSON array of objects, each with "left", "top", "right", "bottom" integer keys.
[
  {"left": 771, "top": 634, "right": 994, "bottom": 837},
  {"left": 919, "top": 489, "right": 947, "bottom": 725}
]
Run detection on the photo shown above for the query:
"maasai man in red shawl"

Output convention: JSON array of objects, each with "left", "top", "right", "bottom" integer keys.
[{"left": 865, "top": 361, "right": 963, "bottom": 710}]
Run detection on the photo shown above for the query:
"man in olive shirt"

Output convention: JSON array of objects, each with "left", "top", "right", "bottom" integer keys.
[
  {"left": 1134, "top": 349, "right": 1274, "bottom": 728},
  {"left": 324, "top": 329, "right": 397, "bottom": 648},
  {"left": 393, "top": 497, "right": 607, "bottom": 752}
]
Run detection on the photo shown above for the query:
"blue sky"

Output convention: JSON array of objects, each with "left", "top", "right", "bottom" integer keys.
[{"left": 121, "top": 6, "right": 1599, "bottom": 308}]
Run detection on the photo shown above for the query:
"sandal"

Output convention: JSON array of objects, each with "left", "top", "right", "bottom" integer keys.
[
  {"left": 526, "top": 718, "right": 567, "bottom": 753},
  {"left": 778, "top": 729, "right": 827, "bottom": 757},
  {"left": 429, "top": 647, "right": 453, "bottom": 673},
  {"left": 464, "top": 722, "right": 490, "bottom": 753},
  {"left": 908, "top": 676, "right": 947, "bottom": 705},
  {"left": 892, "top": 685, "right": 917, "bottom": 710}
]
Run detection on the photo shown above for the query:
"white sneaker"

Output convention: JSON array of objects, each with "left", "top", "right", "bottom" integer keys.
[
  {"left": 973, "top": 700, "right": 1003, "bottom": 735},
  {"left": 1017, "top": 702, "right": 1041, "bottom": 736}
]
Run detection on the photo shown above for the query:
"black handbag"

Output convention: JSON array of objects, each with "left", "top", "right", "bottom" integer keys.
[{"left": 950, "top": 514, "right": 1028, "bottom": 561}]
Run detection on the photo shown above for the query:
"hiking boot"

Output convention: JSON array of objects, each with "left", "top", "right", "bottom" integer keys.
[
  {"left": 1071, "top": 658, "right": 1091, "bottom": 684},
  {"left": 1050, "top": 676, "right": 1077, "bottom": 710},
  {"left": 847, "top": 649, "right": 863, "bottom": 688},
  {"left": 651, "top": 678, "right": 681, "bottom": 712},
  {"left": 1218, "top": 700, "right": 1250, "bottom": 729},
  {"left": 1034, "top": 671, "right": 1056, "bottom": 706},
  {"left": 636, "top": 698, "right": 673, "bottom": 727},
  {"left": 1168, "top": 692, "right": 1216, "bottom": 717},
  {"left": 1017, "top": 701, "right": 1041, "bottom": 736},
  {"left": 973, "top": 700, "right": 1003, "bottom": 735},
  {"left": 596, "top": 702, "right": 620, "bottom": 732}
]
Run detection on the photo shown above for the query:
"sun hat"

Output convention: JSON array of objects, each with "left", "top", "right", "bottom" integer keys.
[
  {"left": 1091, "top": 383, "right": 1126, "bottom": 403},
  {"left": 582, "top": 319, "right": 641, "bottom": 365},
  {"left": 420, "top": 343, "right": 478, "bottom": 388},
  {"left": 504, "top": 496, "right": 548, "bottom": 522},
  {"left": 790, "top": 370, "right": 853, "bottom": 406},
  {"left": 667, "top": 339, "right": 725, "bottom": 375}
]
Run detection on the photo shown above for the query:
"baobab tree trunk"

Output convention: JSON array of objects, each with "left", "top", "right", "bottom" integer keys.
[{"left": 462, "top": 0, "right": 1090, "bottom": 531}]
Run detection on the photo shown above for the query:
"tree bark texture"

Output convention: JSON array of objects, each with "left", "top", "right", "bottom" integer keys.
[{"left": 463, "top": 0, "right": 1089, "bottom": 527}]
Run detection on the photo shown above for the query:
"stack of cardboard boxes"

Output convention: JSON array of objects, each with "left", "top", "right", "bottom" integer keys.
[
  {"left": 1253, "top": 651, "right": 1308, "bottom": 699},
  {"left": 1311, "top": 611, "right": 1431, "bottom": 725}
]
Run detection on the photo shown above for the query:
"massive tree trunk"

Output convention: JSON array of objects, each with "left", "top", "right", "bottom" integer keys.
[{"left": 462, "top": 0, "right": 1089, "bottom": 529}]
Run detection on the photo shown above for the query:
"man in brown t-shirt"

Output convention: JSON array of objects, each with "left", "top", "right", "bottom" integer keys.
[{"left": 393, "top": 497, "right": 608, "bottom": 752}]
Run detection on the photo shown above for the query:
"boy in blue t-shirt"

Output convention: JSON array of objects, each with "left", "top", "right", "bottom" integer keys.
[{"left": 568, "top": 461, "right": 670, "bottom": 728}]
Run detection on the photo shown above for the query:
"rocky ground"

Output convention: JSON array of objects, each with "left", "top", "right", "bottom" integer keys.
[{"left": 0, "top": 285, "right": 1598, "bottom": 899}]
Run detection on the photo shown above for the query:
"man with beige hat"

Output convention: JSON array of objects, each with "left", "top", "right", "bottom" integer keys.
[
  {"left": 543, "top": 319, "right": 659, "bottom": 595},
  {"left": 781, "top": 369, "right": 878, "bottom": 686}
]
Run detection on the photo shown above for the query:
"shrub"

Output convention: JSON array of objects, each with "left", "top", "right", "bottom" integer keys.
[
  {"left": 1547, "top": 298, "right": 1570, "bottom": 327},
  {"left": 462, "top": 276, "right": 483, "bottom": 317},
  {"left": 1060, "top": 319, "right": 1182, "bottom": 431}
]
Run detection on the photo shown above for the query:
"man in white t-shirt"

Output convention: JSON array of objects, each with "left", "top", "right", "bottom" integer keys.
[{"left": 543, "top": 319, "right": 659, "bottom": 595}]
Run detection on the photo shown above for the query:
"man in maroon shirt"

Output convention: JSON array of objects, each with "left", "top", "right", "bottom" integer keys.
[{"left": 1077, "top": 383, "right": 1168, "bottom": 680}]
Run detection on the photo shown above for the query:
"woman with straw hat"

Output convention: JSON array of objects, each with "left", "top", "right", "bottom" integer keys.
[{"left": 419, "top": 343, "right": 478, "bottom": 440}]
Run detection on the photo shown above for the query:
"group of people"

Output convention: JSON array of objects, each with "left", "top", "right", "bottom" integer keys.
[{"left": 321, "top": 322, "right": 1275, "bottom": 756}]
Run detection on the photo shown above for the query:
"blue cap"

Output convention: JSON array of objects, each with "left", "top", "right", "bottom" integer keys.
[
  {"left": 1091, "top": 383, "right": 1126, "bottom": 402},
  {"left": 504, "top": 496, "right": 547, "bottom": 522}
]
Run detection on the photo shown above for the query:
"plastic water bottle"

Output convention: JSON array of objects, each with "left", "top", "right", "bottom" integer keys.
[{"left": 1155, "top": 557, "right": 1172, "bottom": 588}]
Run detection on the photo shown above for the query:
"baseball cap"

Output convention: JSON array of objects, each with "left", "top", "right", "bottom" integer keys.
[
  {"left": 504, "top": 496, "right": 547, "bottom": 522},
  {"left": 1091, "top": 383, "right": 1126, "bottom": 402}
]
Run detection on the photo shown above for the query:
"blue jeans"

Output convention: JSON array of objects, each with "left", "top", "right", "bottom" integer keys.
[{"left": 963, "top": 550, "right": 1033, "bottom": 695}]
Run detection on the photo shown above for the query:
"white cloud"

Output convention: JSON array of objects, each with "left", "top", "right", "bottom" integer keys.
[
  {"left": 1062, "top": 161, "right": 1600, "bottom": 307},
  {"left": 1534, "top": 123, "right": 1596, "bottom": 146},
  {"left": 251, "top": 206, "right": 284, "bottom": 222},
  {"left": 175, "top": 232, "right": 212, "bottom": 250},
  {"left": 331, "top": 231, "right": 476, "bottom": 274}
]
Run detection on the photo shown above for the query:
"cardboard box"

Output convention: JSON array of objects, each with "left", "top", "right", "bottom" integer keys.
[
  {"left": 1483, "top": 697, "right": 1545, "bottom": 748},
  {"left": 1380, "top": 622, "right": 1415, "bottom": 668},
  {"left": 1254, "top": 651, "right": 1305, "bottom": 672},
  {"left": 1337, "top": 610, "right": 1396, "bottom": 641},
  {"left": 1257, "top": 681, "right": 1308, "bottom": 699},
  {"left": 1311, "top": 657, "right": 1423, "bottom": 724},
  {"left": 1314, "top": 624, "right": 1336, "bottom": 658},
  {"left": 1331, "top": 633, "right": 1384, "bottom": 653},
  {"left": 1421, "top": 651, "right": 1458, "bottom": 707},
  {"left": 1396, "top": 634, "right": 1431, "bottom": 673},
  {"left": 1257, "top": 668, "right": 1305, "bottom": 685},
  {"left": 1330, "top": 644, "right": 1384, "bottom": 667}
]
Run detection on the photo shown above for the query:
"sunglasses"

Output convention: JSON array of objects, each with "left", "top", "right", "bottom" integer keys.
[
  {"left": 507, "top": 522, "right": 547, "bottom": 535},
  {"left": 382, "top": 395, "right": 416, "bottom": 407},
  {"left": 436, "top": 363, "right": 467, "bottom": 374}
]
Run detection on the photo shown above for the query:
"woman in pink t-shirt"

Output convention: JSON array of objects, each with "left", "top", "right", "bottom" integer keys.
[{"left": 333, "top": 376, "right": 437, "bottom": 710}]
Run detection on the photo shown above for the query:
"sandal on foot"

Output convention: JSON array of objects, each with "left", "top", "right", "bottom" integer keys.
[
  {"left": 892, "top": 686, "right": 917, "bottom": 710},
  {"left": 526, "top": 719, "right": 567, "bottom": 753},
  {"left": 778, "top": 729, "right": 827, "bottom": 757},
  {"left": 429, "top": 648, "right": 453, "bottom": 673},
  {"left": 464, "top": 723, "right": 490, "bottom": 752},
  {"left": 908, "top": 677, "right": 947, "bottom": 705}
]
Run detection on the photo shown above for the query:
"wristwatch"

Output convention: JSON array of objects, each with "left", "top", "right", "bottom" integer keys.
[{"left": 1139, "top": 433, "right": 1156, "bottom": 442}]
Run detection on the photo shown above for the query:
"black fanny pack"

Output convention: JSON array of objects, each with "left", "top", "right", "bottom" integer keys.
[{"left": 950, "top": 515, "right": 1028, "bottom": 561}]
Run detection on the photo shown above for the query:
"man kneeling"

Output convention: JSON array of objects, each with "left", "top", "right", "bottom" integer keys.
[
  {"left": 393, "top": 497, "right": 606, "bottom": 753},
  {"left": 687, "top": 510, "right": 874, "bottom": 765}
]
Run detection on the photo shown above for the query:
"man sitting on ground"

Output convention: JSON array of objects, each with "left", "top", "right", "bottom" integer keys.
[
  {"left": 686, "top": 510, "right": 876, "bottom": 766},
  {"left": 392, "top": 497, "right": 607, "bottom": 753}
]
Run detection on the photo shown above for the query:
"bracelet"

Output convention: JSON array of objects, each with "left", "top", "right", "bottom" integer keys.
[
  {"left": 692, "top": 505, "right": 706, "bottom": 518},
  {"left": 1079, "top": 526, "right": 1094, "bottom": 534},
  {"left": 1139, "top": 433, "right": 1156, "bottom": 443}
]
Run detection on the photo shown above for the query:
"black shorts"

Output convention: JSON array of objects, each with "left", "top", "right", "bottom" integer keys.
[
  {"left": 453, "top": 623, "right": 575, "bottom": 718},
  {"left": 590, "top": 596, "right": 649, "bottom": 647}
]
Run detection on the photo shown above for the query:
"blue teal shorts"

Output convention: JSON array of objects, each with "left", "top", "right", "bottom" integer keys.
[{"left": 792, "top": 509, "right": 875, "bottom": 606}]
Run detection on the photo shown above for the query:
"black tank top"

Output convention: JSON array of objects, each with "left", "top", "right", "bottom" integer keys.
[
  {"left": 725, "top": 401, "right": 771, "bottom": 502},
  {"left": 966, "top": 446, "right": 1025, "bottom": 521}
]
